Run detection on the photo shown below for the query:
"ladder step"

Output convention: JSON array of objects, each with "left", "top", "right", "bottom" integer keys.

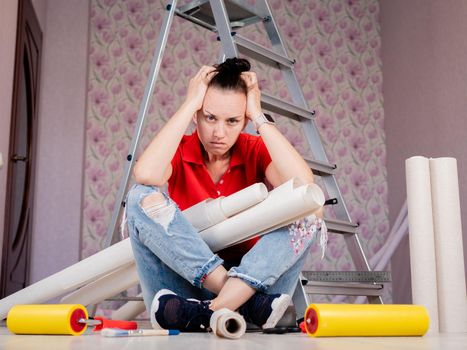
[
  {"left": 303, "top": 157, "right": 336, "bottom": 176},
  {"left": 324, "top": 218, "right": 358, "bottom": 235},
  {"left": 261, "top": 92, "right": 315, "bottom": 121},
  {"left": 304, "top": 281, "right": 383, "bottom": 297},
  {"left": 234, "top": 34, "right": 295, "bottom": 68},
  {"left": 176, "top": 0, "right": 262, "bottom": 30},
  {"left": 105, "top": 296, "right": 144, "bottom": 302}
]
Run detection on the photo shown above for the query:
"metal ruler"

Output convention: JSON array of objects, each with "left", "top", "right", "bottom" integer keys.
[{"left": 302, "top": 271, "right": 391, "bottom": 283}]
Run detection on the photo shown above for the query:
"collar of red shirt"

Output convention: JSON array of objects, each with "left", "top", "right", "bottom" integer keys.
[{"left": 181, "top": 131, "right": 245, "bottom": 168}]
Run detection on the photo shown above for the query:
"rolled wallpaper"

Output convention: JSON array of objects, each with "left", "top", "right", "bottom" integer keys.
[
  {"left": 182, "top": 183, "right": 268, "bottom": 231},
  {"left": 429, "top": 157, "right": 467, "bottom": 333},
  {"left": 405, "top": 156, "right": 439, "bottom": 332}
]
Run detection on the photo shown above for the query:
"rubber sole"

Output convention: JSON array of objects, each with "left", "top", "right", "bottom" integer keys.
[{"left": 262, "top": 294, "right": 292, "bottom": 329}]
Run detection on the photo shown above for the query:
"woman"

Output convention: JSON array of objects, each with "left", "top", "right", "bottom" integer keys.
[{"left": 126, "top": 58, "right": 324, "bottom": 332}]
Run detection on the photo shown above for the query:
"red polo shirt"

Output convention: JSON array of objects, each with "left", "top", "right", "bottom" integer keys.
[{"left": 168, "top": 131, "right": 272, "bottom": 261}]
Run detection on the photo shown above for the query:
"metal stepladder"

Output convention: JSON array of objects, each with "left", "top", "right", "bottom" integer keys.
[{"left": 104, "top": 0, "right": 384, "bottom": 321}]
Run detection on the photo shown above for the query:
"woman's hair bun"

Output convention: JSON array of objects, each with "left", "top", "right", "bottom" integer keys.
[
  {"left": 217, "top": 57, "right": 251, "bottom": 74},
  {"left": 208, "top": 57, "right": 251, "bottom": 93}
]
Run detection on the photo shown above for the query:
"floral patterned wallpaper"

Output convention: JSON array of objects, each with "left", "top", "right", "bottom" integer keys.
[{"left": 84, "top": 0, "right": 388, "bottom": 302}]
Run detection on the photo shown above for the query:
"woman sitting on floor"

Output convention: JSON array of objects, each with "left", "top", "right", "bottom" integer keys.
[{"left": 126, "top": 57, "right": 324, "bottom": 332}]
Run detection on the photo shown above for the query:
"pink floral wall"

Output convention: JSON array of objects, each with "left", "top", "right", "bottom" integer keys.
[{"left": 84, "top": 0, "right": 388, "bottom": 300}]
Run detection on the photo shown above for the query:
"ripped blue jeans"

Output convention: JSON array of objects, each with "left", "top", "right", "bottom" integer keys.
[{"left": 126, "top": 184, "right": 322, "bottom": 312}]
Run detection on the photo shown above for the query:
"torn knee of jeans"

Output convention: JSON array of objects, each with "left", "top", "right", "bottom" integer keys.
[{"left": 140, "top": 192, "right": 176, "bottom": 234}]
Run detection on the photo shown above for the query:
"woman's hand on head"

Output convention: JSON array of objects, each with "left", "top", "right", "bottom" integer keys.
[
  {"left": 184, "top": 65, "right": 217, "bottom": 112},
  {"left": 241, "top": 71, "right": 262, "bottom": 120}
]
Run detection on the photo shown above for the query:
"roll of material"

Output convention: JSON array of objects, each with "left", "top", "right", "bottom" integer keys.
[
  {"left": 405, "top": 156, "right": 439, "bottom": 332},
  {"left": 304, "top": 304, "right": 430, "bottom": 337},
  {"left": 429, "top": 158, "right": 467, "bottom": 333},
  {"left": 183, "top": 183, "right": 268, "bottom": 231},
  {"left": 200, "top": 179, "right": 325, "bottom": 251},
  {"left": 0, "top": 239, "right": 133, "bottom": 319},
  {"left": 60, "top": 262, "right": 139, "bottom": 306},
  {"left": 210, "top": 308, "right": 246, "bottom": 339},
  {"left": 112, "top": 293, "right": 146, "bottom": 321},
  {"left": 7, "top": 304, "right": 88, "bottom": 335}
]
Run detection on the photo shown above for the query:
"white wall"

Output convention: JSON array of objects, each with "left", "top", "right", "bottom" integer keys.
[
  {"left": 29, "top": 0, "right": 89, "bottom": 282},
  {"left": 381, "top": 0, "right": 467, "bottom": 303},
  {"left": 0, "top": 0, "right": 19, "bottom": 271}
]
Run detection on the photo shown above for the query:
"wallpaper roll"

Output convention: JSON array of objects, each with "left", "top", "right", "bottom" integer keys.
[
  {"left": 210, "top": 308, "right": 246, "bottom": 339},
  {"left": 0, "top": 239, "right": 134, "bottom": 320},
  {"left": 200, "top": 179, "right": 325, "bottom": 252},
  {"left": 405, "top": 156, "right": 439, "bottom": 333},
  {"left": 60, "top": 262, "right": 139, "bottom": 306},
  {"left": 182, "top": 183, "right": 268, "bottom": 231},
  {"left": 304, "top": 304, "right": 429, "bottom": 337},
  {"left": 112, "top": 293, "right": 146, "bottom": 321},
  {"left": 429, "top": 157, "right": 467, "bottom": 333},
  {"left": 7, "top": 304, "right": 88, "bottom": 335}
]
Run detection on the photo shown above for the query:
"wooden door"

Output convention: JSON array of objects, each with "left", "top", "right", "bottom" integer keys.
[{"left": 1, "top": 0, "right": 42, "bottom": 297}]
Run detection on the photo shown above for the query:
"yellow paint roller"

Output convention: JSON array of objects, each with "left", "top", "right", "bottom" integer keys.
[
  {"left": 7, "top": 304, "right": 89, "bottom": 335},
  {"left": 6, "top": 304, "right": 137, "bottom": 335},
  {"left": 304, "top": 304, "right": 429, "bottom": 337}
]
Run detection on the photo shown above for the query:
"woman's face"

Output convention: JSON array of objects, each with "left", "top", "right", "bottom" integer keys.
[{"left": 195, "top": 87, "right": 247, "bottom": 157}]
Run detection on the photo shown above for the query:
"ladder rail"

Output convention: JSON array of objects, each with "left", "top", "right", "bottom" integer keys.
[{"left": 103, "top": 1, "right": 178, "bottom": 248}]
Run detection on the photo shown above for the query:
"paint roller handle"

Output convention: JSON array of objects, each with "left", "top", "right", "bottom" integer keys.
[{"left": 79, "top": 317, "right": 138, "bottom": 331}]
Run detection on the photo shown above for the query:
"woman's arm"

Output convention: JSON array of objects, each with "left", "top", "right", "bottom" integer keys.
[
  {"left": 133, "top": 66, "right": 216, "bottom": 185},
  {"left": 241, "top": 72, "right": 314, "bottom": 187}
]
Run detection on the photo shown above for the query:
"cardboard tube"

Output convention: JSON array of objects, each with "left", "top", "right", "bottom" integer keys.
[
  {"left": 304, "top": 304, "right": 429, "bottom": 337},
  {"left": 210, "top": 308, "right": 246, "bottom": 339},
  {"left": 7, "top": 304, "right": 88, "bottom": 335}
]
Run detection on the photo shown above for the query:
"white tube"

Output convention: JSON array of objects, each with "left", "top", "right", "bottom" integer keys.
[
  {"left": 182, "top": 197, "right": 226, "bottom": 231},
  {"left": 405, "top": 156, "right": 439, "bottom": 333},
  {"left": 220, "top": 182, "right": 268, "bottom": 216},
  {"left": 429, "top": 157, "right": 467, "bottom": 333},
  {"left": 60, "top": 262, "right": 139, "bottom": 306},
  {"left": 200, "top": 180, "right": 325, "bottom": 252},
  {"left": 112, "top": 293, "right": 146, "bottom": 321},
  {"left": 183, "top": 183, "right": 268, "bottom": 231},
  {"left": 210, "top": 308, "right": 246, "bottom": 339},
  {"left": 0, "top": 238, "right": 134, "bottom": 319}
]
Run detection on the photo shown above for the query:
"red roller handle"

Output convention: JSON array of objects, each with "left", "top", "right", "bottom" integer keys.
[{"left": 92, "top": 317, "right": 138, "bottom": 331}]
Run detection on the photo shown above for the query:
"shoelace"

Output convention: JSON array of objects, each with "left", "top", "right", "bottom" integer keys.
[{"left": 184, "top": 300, "right": 213, "bottom": 331}]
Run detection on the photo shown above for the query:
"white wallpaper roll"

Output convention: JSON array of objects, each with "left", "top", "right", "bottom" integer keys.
[
  {"left": 429, "top": 157, "right": 467, "bottom": 333},
  {"left": 200, "top": 179, "right": 325, "bottom": 252},
  {"left": 60, "top": 262, "right": 139, "bottom": 306},
  {"left": 220, "top": 182, "right": 268, "bottom": 216},
  {"left": 405, "top": 156, "right": 439, "bottom": 332},
  {"left": 182, "top": 197, "right": 226, "bottom": 231},
  {"left": 183, "top": 183, "right": 268, "bottom": 231},
  {"left": 0, "top": 238, "right": 134, "bottom": 320}
]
